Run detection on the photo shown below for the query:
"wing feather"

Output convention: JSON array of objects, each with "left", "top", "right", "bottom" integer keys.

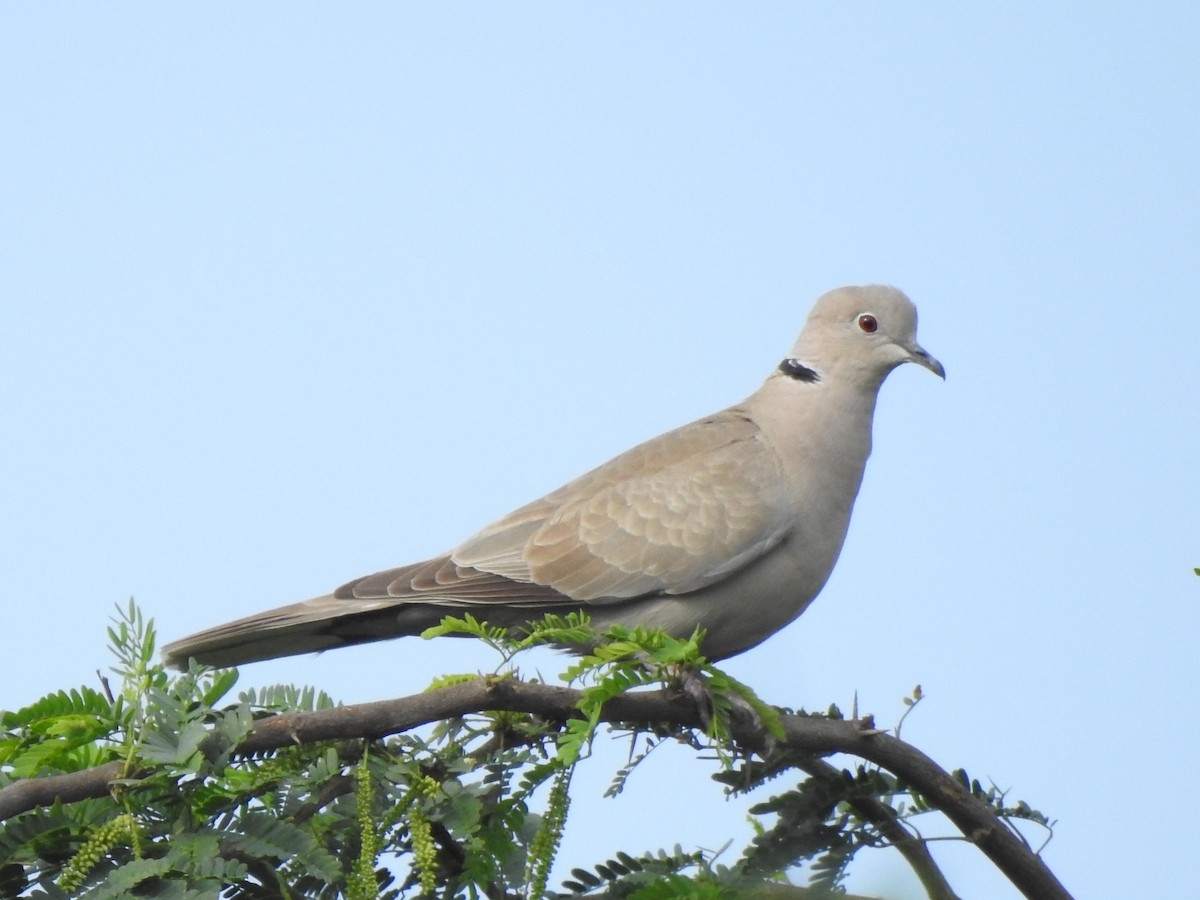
[
  {"left": 450, "top": 407, "right": 792, "bottom": 602},
  {"left": 327, "top": 407, "right": 792, "bottom": 609}
]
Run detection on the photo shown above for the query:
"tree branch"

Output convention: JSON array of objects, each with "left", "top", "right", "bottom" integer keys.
[
  {"left": 0, "top": 677, "right": 1072, "bottom": 899},
  {"left": 0, "top": 759, "right": 125, "bottom": 821},
  {"left": 789, "top": 754, "right": 961, "bottom": 900}
]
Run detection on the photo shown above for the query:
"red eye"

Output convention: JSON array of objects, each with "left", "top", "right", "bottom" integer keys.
[{"left": 857, "top": 314, "right": 878, "bottom": 333}]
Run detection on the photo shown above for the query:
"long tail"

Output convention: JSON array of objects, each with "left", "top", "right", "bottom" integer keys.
[{"left": 160, "top": 595, "right": 449, "bottom": 670}]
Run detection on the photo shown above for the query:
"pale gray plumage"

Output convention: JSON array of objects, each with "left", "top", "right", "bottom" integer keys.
[{"left": 162, "top": 285, "right": 943, "bottom": 670}]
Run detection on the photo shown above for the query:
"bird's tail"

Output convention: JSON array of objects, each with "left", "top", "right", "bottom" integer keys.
[{"left": 160, "top": 595, "right": 448, "bottom": 670}]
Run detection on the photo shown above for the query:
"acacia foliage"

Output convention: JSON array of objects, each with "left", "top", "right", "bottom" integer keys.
[{"left": 0, "top": 602, "right": 1055, "bottom": 898}]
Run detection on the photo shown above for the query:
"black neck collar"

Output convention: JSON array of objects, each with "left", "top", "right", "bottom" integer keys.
[{"left": 778, "top": 358, "right": 820, "bottom": 383}]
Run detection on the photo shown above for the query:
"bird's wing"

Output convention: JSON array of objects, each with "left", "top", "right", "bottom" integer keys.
[{"left": 335, "top": 408, "right": 794, "bottom": 605}]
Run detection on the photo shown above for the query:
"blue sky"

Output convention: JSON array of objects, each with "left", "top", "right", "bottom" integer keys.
[{"left": 3, "top": 5, "right": 1197, "bottom": 897}]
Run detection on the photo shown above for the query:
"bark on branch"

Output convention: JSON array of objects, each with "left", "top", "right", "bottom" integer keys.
[{"left": 0, "top": 677, "right": 1071, "bottom": 899}]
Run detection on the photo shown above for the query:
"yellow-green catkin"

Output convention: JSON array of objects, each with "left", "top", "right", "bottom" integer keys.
[
  {"left": 408, "top": 806, "right": 438, "bottom": 895},
  {"left": 347, "top": 754, "right": 382, "bottom": 900},
  {"left": 56, "top": 813, "right": 137, "bottom": 893},
  {"left": 525, "top": 764, "right": 573, "bottom": 900},
  {"left": 408, "top": 773, "right": 440, "bottom": 896}
]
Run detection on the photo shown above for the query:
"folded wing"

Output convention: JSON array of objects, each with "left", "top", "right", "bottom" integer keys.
[{"left": 337, "top": 407, "right": 793, "bottom": 606}]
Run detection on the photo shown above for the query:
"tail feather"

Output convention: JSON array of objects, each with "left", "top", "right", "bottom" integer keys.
[{"left": 160, "top": 595, "right": 448, "bottom": 670}]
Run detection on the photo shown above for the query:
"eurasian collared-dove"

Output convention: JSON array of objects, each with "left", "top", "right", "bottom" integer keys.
[{"left": 163, "top": 285, "right": 942, "bottom": 669}]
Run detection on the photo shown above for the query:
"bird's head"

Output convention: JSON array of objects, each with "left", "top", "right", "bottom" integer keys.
[{"left": 781, "top": 284, "right": 945, "bottom": 386}]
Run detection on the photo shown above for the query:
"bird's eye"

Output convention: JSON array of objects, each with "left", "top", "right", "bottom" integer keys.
[{"left": 857, "top": 314, "right": 878, "bottom": 334}]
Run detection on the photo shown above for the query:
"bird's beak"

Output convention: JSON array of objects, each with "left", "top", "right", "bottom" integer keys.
[{"left": 906, "top": 343, "right": 946, "bottom": 379}]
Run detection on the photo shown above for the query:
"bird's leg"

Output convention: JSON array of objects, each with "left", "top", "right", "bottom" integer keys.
[
  {"left": 663, "top": 664, "right": 782, "bottom": 759},
  {"left": 671, "top": 664, "right": 715, "bottom": 732}
]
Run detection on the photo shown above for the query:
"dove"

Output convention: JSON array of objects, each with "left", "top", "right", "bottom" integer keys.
[{"left": 163, "top": 285, "right": 942, "bottom": 669}]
